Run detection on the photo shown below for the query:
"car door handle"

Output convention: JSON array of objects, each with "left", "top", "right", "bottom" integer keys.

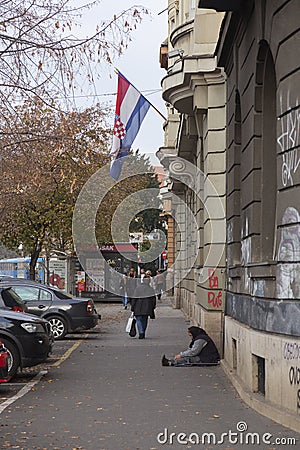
[{"left": 38, "top": 304, "right": 46, "bottom": 309}]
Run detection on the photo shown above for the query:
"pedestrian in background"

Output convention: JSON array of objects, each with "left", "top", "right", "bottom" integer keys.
[
  {"left": 131, "top": 275, "right": 156, "bottom": 339},
  {"left": 120, "top": 270, "right": 128, "bottom": 309},
  {"left": 126, "top": 268, "right": 137, "bottom": 306},
  {"left": 145, "top": 269, "right": 154, "bottom": 288},
  {"left": 139, "top": 268, "right": 145, "bottom": 283},
  {"left": 154, "top": 269, "right": 165, "bottom": 301}
]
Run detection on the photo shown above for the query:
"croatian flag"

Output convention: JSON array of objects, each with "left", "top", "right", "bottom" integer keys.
[{"left": 110, "top": 71, "right": 151, "bottom": 180}]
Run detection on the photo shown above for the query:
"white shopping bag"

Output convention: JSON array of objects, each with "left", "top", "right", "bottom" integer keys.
[{"left": 125, "top": 313, "right": 134, "bottom": 333}]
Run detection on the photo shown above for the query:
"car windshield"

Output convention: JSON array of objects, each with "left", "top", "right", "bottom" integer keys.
[{"left": 1, "top": 287, "right": 26, "bottom": 308}]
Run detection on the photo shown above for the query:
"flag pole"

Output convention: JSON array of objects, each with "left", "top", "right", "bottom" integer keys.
[
  {"left": 147, "top": 98, "right": 167, "bottom": 122},
  {"left": 114, "top": 68, "right": 167, "bottom": 122}
]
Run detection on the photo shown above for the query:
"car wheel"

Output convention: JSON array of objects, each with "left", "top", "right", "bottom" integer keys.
[
  {"left": 47, "top": 316, "right": 67, "bottom": 340},
  {"left": 1, "top": 338, "right": 20, "bottom": 378}
]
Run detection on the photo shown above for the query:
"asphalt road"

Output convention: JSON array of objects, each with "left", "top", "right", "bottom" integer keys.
[{"left": 0, "top": 301, "right": 299, "bottom": 450}]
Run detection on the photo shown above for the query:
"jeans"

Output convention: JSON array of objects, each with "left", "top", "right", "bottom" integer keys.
[
  {"left": 171, "top": 355, "right": 201, "bottom": 365},
  {"left": 122, "top": 293, "right": 128, "bottom": 307},
  {"left": 135, "top": 315, "right": 148, "bottom": 335}
]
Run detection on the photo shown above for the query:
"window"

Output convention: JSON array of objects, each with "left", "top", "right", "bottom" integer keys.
[
  {"left": 232, "top": 338, "right": 237, "bottom": 370},
  {"left": 252, "top": 354, "right": 265, "bottom": 396},
  {"left": 255, "top": 41, "right": 277, "bottom": 261},
  {"left": 1, "top": 288, "right": 25, "bottom": 308},
  {"left": 13, "top": 286, "right": 39, "bottom": 301},
  {"left": 12, "top": 286, "right": 51, "bottom": 302},
  {"left": 39, "top": 289, "right": 52, "bottom": 301}
]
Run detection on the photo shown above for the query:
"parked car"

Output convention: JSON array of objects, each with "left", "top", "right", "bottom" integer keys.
[
  {"left": 0, "top": 309, "right": 53, "bottom": 378},
  {"left": 0, "top": 286, "right": 28, "bottom": 313},
  {"left": 0, "top": 280, "right": 100, "bottom": 340},
  {"left": 0, "top": 340, "right": 10, "bottom": 382}
]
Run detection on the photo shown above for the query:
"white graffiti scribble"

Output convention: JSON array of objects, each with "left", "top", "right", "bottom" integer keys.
[
  {"left": 277, "top": 207, "right": 300, "bottom": 299},
  {"left": 278, "top": 94, "right": 300, "bottom": 187},
  {"left": 281, "top": 149, "right": 300, "bottom": 187},
  {"left": 241, "top": 217, "right": 251, "bottom": 292}
]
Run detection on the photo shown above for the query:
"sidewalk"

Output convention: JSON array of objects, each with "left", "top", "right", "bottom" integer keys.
[
  {"left": 96, "top": 299, "right": 300, "bottom": 449},
  {"left": 2, "top": 299, "right": 298, "bottom": 450}
]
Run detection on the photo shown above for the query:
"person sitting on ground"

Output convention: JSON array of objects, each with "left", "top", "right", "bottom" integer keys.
[{"left": 161, "top": 326, "right": 220, "bottom": 366}]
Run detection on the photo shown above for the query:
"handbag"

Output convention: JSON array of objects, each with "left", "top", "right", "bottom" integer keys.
[
  {"left": 129, "top": 317, "right": 137, "bottom": 337},
  {"left": 126, "top": 313, "right": 137, "bottom": 337},
  {"left": 126, "top": 314, "right": 134, "bottom": 332}
]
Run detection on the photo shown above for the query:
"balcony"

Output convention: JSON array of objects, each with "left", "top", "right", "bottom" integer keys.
[{"left": 161, "top": 10, "right": 224, "bottom": 114}]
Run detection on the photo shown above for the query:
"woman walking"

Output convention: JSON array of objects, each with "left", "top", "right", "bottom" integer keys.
[{"left": 130, "top": 275, "right": 156, "bottom": 339}]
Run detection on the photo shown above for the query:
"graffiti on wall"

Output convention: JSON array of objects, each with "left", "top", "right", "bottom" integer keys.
[
  {"left": 252, "top": 279, "right": 265, "bottom": 297},
  {"left": 277, "top": 207, "right": 300, "bottom": 299},
  {"left": 277, "top": 95, "right": 300, "bottom": 187},
  {"left": 283, "top": 342, "right": 300, "bottom": 409},
  {"left": 241, "top": 217, "right": 251, "bottom": 292},
  {"left": 207, "top": 268, "right": 223, "bottom": 308}
]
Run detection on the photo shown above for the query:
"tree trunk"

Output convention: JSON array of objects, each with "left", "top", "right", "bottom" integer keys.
[{"left": 29, "top": 241, "right": 43, "bottom": 281}]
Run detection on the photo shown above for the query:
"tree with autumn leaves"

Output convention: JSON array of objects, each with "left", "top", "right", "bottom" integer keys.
[
  {"left": 0, "top": 1, "right": 161, "bottom": 280},
  {"left": 0, "top": 99, "right": 159, "bottom": 279},
  {"left": 0, "top": 100, "right": 107, "bottom": 278}
]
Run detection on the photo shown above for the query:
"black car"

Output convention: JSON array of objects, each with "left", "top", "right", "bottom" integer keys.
[
  {"left": 0, "top": 309, "right": 53, "bottom": 378},
  {"left": 0, "top": 280, "right": 99, "bottom": 340},
  {"left": 0, "top": 286, "right": 28, "bottom": 313}
]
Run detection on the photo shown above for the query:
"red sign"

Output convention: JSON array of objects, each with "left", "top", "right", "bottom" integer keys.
[
  {"left": 77, "top": 271, "right": 86, "bottom": 291},
  {"left": 77, "top": 282, "right": 86, "bottom": 292},
  {"left": 162, "top": 250, "right": 167, "bottom": 259},
  {"left": 99, "top": 243, "right": 137, "bottom": 252}
]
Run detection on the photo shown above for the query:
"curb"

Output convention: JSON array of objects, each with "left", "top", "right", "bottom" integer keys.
[{"left": 221, "top": 359, "right": 300, "bottom": 433}]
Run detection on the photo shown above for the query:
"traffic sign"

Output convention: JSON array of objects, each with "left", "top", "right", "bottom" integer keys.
[{"left": 162, "top": 250, "right": 167, "bottom": 259}]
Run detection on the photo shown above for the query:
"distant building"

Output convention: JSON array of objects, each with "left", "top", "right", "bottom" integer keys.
[{"left": 152, "top": 165, "right": 168, "bottom": 188}]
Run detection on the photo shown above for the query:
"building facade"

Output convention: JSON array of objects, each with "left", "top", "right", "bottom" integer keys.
[
  {"left": 157, "top": 1, "right": 226, "bottom": 353},
  {"left": 159, "top": 0, "right": 300, "bottom": 431},
  {"left": 210, "top": 0, "right": 300, "bottom": 430}
]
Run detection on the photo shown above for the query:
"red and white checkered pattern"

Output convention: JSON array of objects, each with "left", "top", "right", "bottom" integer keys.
[{"left": 114, "top": 118, "right": 126, "bottom": 140}]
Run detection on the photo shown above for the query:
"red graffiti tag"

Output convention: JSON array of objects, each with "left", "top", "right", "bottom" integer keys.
[
  {"left": 208, "top": 291, "right": 222, "bottom": 308},
  {"left": 208, "top": 269, "right": 219, "bottom": 288}
]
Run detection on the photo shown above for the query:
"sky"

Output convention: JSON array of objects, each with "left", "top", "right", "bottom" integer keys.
[{"left": 76, "top": 0, "right": 168, "bottom": 166}]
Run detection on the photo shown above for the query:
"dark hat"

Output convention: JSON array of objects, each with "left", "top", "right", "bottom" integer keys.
[{"left": 188, "top": 326, "right": 207, "bottom": 339}]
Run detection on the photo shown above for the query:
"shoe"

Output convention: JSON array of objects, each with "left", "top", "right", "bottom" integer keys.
[
  {"left": 123, "top": 306, "right": 127, "bottom": 310},
  {"left": 161, "top": 354, "right": 170, "bottom": 366},
  {"left": 139, "top": 333, "right": 145, "bottom": 339}
]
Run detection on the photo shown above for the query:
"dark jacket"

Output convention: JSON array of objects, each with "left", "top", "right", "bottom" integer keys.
[
  {"left": 131, "top": 284, "right": 156, "bottom": 317},
  {"left": 193, "top": 333, "right": 220, "bottom": 363}
]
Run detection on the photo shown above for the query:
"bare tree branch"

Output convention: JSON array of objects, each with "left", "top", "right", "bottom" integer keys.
[{"left": 0, "top": 1, "right": 148, "bottom": 107}]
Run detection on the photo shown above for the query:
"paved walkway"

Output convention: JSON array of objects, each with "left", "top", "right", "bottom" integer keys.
[
  {"left": 1, "top": 299, "right": 299, "bottom": 450},
  {"left": 93, "top": 299, "right": 299, "bottom": 449}
]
